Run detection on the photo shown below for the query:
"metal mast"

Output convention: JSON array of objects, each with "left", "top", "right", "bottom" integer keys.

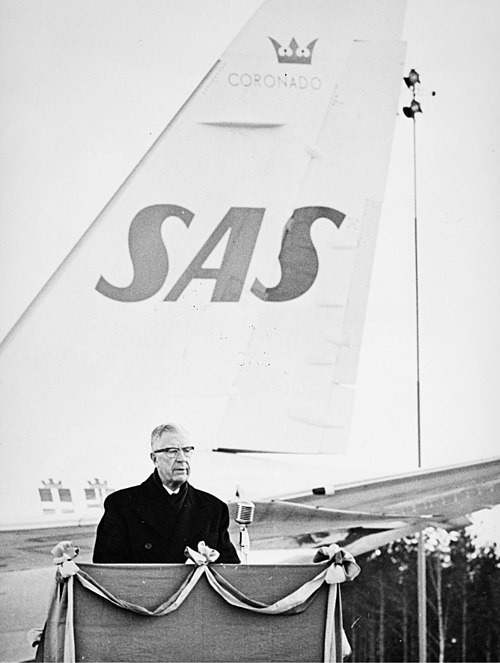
[{"left": 403, "top": 68, "right": 426, "bottom": 663}]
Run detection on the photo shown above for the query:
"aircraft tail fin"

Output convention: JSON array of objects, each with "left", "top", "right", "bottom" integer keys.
[{"left": 0, "top": 0, "right": 406, "bottom": 528}]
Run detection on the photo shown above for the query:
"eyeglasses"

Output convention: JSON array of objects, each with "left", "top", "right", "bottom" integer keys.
[{"left": 153, "top": 446, "right": 195, "bottom": 458}]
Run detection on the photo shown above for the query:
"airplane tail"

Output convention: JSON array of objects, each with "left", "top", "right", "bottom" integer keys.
[{"left": 0, "top": 0, "right": 406, "bottom": 527}]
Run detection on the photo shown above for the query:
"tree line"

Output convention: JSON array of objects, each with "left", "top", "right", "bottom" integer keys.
[{"left": 341, "top": 528, "right": 500, "bottom": 662}]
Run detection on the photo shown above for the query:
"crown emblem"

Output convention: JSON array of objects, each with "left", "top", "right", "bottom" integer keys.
[{"left": 269, "top": 37, "right": 318, "bottom": 65}]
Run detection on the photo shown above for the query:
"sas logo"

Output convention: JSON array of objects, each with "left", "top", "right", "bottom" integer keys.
[
  {"left": 96, "top": 205, "right": 345, "bottom": 303},
  {"left": 268, "top": 37, "right": 318, "bottom": 64}
]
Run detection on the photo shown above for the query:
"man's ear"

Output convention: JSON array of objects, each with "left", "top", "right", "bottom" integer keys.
[{"left": 150, "top": 451, "right": 156, "bottom": 464}]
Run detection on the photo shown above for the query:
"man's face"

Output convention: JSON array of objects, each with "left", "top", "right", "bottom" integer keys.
[{"left": 150, "top": 430, "right": 192, "bottom": 490}]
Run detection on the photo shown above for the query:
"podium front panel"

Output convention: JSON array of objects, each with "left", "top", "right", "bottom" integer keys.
[{"left": 74, "top": 563, "right": 329, "bottom": 662}]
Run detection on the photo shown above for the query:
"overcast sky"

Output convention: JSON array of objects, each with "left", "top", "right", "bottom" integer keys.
[{"left": 0, "top": 0, "right": 499, "bottom": 540}]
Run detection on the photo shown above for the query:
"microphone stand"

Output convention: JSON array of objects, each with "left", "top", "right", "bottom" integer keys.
[
  {"left": 235, "top": 500, "right": 255, "bottom": 564},
  {"left": 239, "top": 524, "right": 250, "bottom": 564}
]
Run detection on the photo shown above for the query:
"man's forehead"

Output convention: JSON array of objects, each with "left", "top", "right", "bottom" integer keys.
[{"left": 156, "top": 431, "right": 191, "bottom": 447}]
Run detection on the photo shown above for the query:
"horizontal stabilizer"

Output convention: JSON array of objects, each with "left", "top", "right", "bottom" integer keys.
[{"left": 228, "top": 499, "right": 431, "bottom": 542}]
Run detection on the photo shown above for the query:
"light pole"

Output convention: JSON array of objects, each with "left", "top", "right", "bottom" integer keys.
[
  {"left": 403, "top": 68, "right": 426, "bottom": 663},
  {"left": 403, "top": 68, "right": 423, "bottom": 470}
]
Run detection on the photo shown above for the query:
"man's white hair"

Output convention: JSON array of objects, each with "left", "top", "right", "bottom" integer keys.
[{"left": 151, "top": 423, "right": 190, "bottom": 447}]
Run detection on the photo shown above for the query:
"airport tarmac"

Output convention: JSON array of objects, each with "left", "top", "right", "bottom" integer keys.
[{"left": 0, "top": 527, "right": 95, "bottom": 662}]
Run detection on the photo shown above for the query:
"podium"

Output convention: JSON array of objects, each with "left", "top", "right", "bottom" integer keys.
[{"left": 36, "top": 562, "right": 347, "bottom": 662}]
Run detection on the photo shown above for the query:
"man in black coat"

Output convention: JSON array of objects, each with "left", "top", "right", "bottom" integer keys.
[{"left": 93, "top": 423, "right": 240, "bottom": 564}]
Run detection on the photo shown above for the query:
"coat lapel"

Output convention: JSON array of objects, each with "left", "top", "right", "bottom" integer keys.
[
  {"left": 132, "top": 473, "right": 180, "bottom": 541},
  {"left": 129, "top": 474, "right": 212, "bottom": 559},
  {"left": 164, "top": 484, "right": 211, "bottom": 559}
]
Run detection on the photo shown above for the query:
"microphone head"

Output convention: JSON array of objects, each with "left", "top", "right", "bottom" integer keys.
[{"left": 235, "top": 501, "right": 255, "bottom": 525}]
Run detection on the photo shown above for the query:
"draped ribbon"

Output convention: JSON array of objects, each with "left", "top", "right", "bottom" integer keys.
[{"left": 36, "top": 541, "right": 360, "bottom": 663}]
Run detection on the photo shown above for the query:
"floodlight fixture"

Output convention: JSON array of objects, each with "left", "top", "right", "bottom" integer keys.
[
  {"left": 404, "top": 68, "right": 421, "bottom": 88},
  {"left": 403, "top": 100, "right": 423, "bottom": 119}
]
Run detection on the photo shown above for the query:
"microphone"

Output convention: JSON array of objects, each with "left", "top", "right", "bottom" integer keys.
[
  {"left": 235, "top": 501, "right": 255, "bottom": 525},
  {"left": 235, "top": 501, "right": 255, "bottom": 563}
]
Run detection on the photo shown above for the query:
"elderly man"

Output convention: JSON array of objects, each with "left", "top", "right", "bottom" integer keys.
[{"left": 93, "top": 423, "right": 240, "bottom": 563}]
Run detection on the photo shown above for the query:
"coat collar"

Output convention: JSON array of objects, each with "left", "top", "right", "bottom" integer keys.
[
  {"left": 133, "top": 472, "right": 194, "bottom": 541},
  {"left": 151, "top": 468, "right": 188, "bottom": 498}
]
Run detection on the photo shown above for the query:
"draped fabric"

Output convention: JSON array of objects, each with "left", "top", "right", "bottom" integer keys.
[{"left": 35, "top": 542, "right": 359, "bottom": 663}]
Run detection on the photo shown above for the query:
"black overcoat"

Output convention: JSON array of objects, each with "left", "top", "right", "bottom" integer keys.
[{"left": 93, "top": 472, "right": 240, "bottom": 564}]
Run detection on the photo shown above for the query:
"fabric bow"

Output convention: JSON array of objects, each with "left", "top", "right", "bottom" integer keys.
[
  {"left": 51, "top": 540, "right": 80, "bottom": 581},
  {"left": 313, "top": 543, "right": 361, "bottom": 584},
  {"left": 51, "top": 541, "right": 80, "bottom": 564},
  {"left": 184, "top": 541, "right": 220, "bottom": 565}
]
